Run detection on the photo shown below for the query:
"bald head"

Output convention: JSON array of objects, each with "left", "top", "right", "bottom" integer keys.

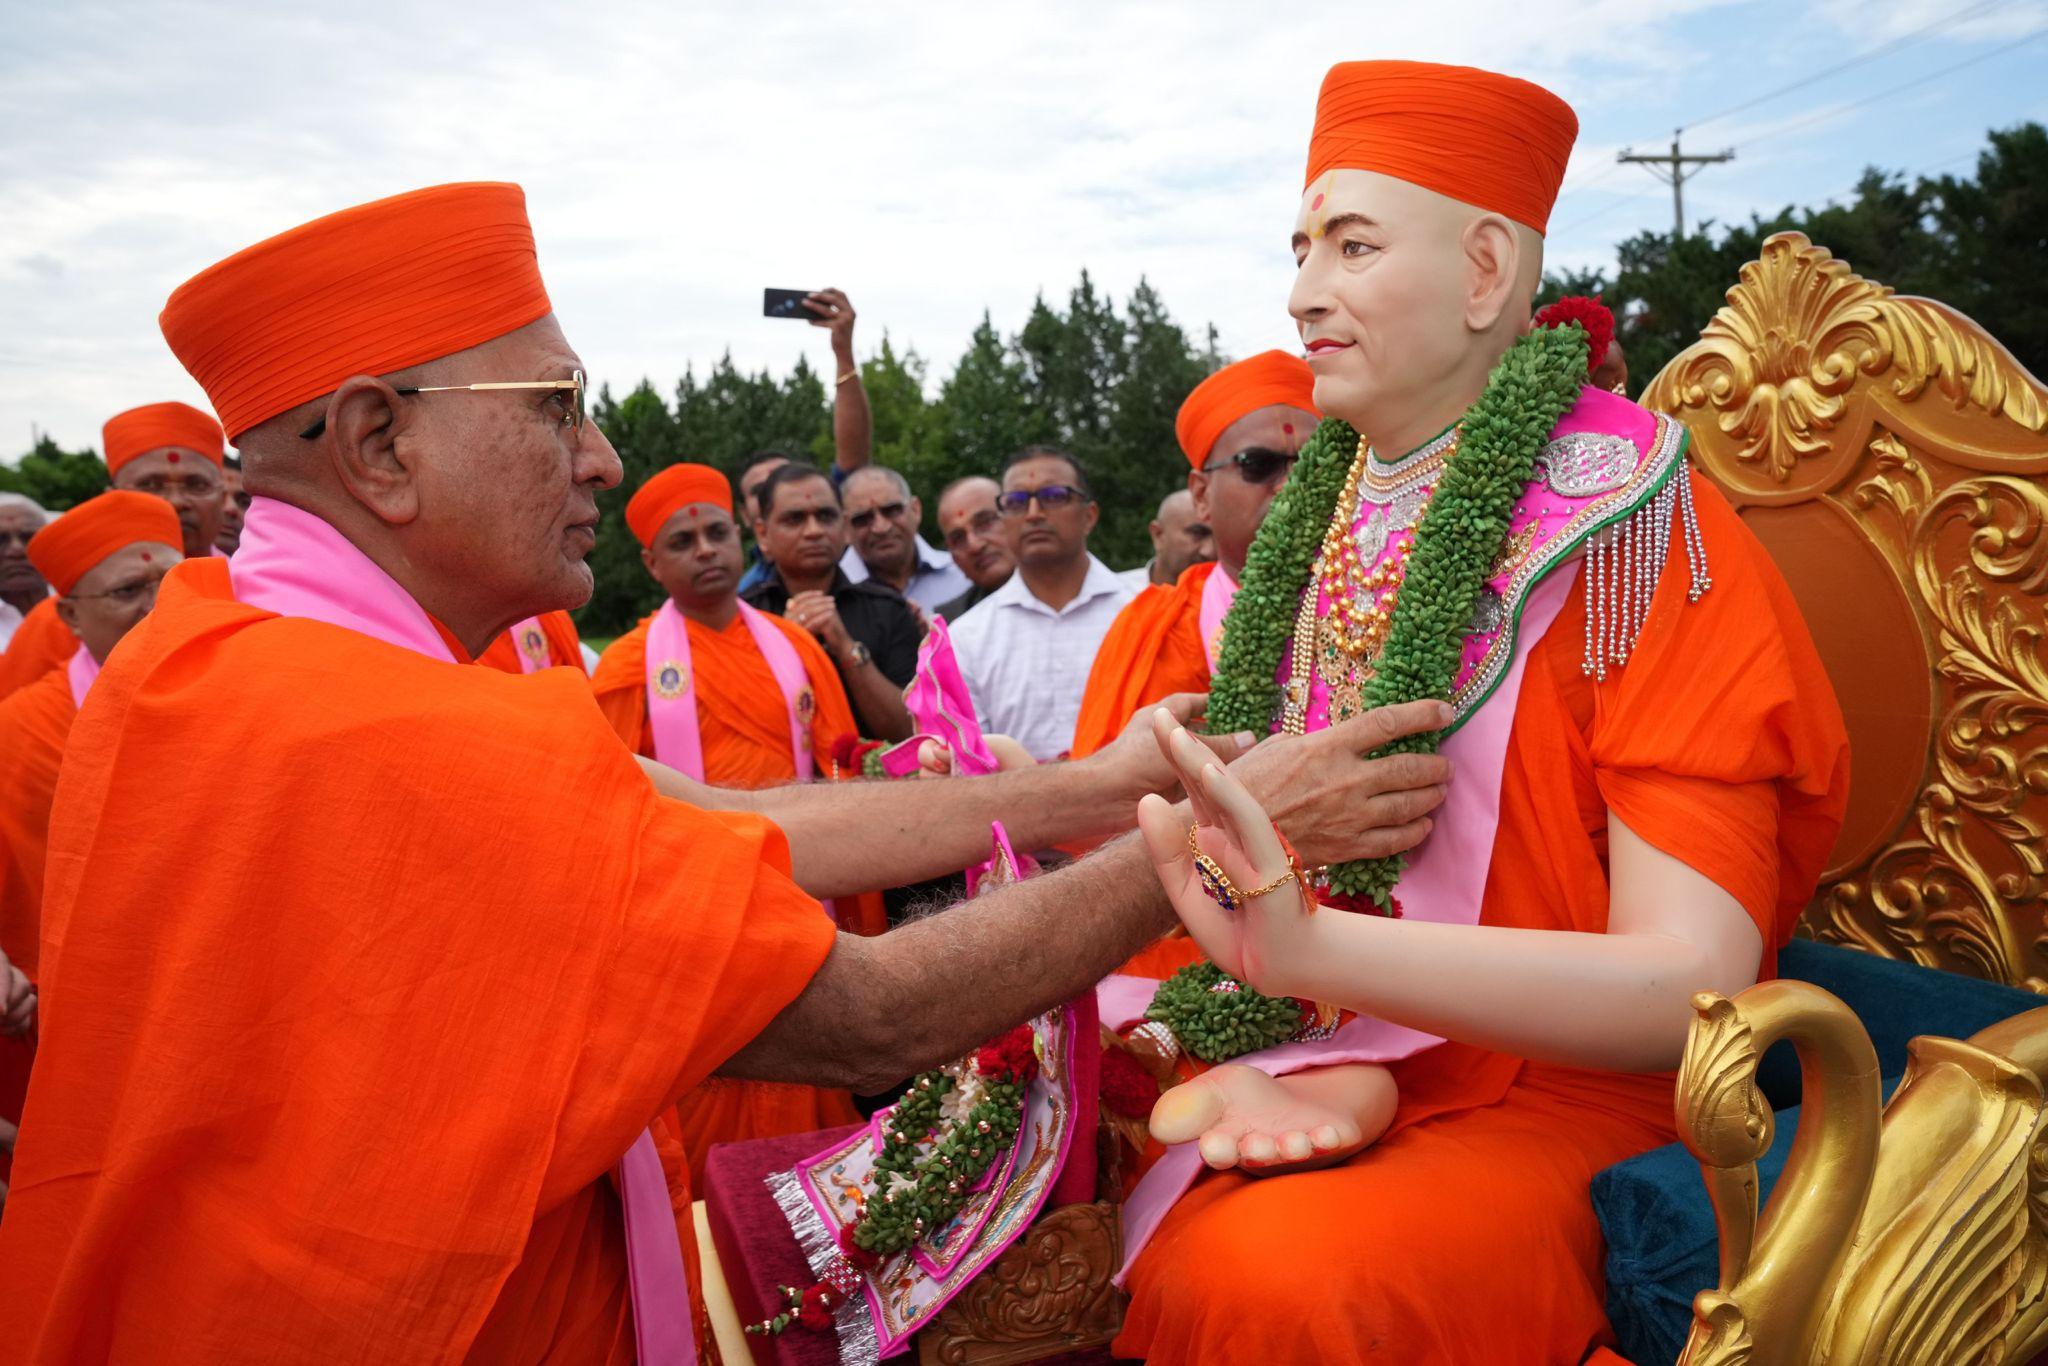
[
  {"left": 936, "top": 475, "right": 1010, "bottom": 591},
  {"left": 1147, "top": 488, "right": 1213, "bottom": 586},
  {"left": 240, "top": 313, "right": 623, "bottom": 655}
]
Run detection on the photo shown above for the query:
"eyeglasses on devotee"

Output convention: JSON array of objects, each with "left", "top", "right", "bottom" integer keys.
[
  {"left": 1203, "top": 446, "right": 1298, "bottom": 485},
  {"left": 996, "top": 485, "right": 1090, "bottom": 517},
  {"left": 66, "top": 569, "right": 170, "bottom": 608},
  {"left": 297, "top": 369, "right": 585, "bottom": 440},
  {"left": 848, "top": 500, "right": 911, "bottom": 531}
]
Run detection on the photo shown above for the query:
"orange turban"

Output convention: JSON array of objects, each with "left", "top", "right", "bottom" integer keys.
[
  {"left": 1304, "top": 61, "right": 1577, "bottom": 234},
  {"left": 627, "top": 463, "right": 734, "bottom": 548},
  {"left": 27, "top": 491, "right": 183, "bottom": 596},
  {"left": 102, "top": 402, "right": 225, "bottom": 476},
  {"left": 1176, "top": 352, "right": 1319, "bottom": 468},
  {"left": 159, "top": 182, "right": 552, "bottom": 440}
]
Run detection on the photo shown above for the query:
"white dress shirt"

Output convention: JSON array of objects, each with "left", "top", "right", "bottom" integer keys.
[
  {"left": 1118, "top": 562, "right": 1157, "bottom": 592},
  {"left": 840, "top": 536, "right": 973, "bottom": 612},
  {"left": 947, "top": 554, "right": 1135, "bottom": 760},
  {"left": 0, "top": 590, "right": 50, "bottom": 651}
]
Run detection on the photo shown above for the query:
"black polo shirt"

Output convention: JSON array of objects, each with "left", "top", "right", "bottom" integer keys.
[{"left": 742, "top": 567, "right": 923, "bottom": 725}]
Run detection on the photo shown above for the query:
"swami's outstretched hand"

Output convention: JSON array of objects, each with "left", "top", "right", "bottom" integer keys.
[{"left": 1138, "top": 709, "right": 1320, "bottom": 993}]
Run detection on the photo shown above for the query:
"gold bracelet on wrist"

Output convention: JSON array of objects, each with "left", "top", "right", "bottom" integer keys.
[{"left": 835, "top": 369, "right": 859, "bottom": 387}]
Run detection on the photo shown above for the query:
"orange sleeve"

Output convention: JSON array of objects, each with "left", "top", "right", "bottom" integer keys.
[
  {"left": 0, "top": 669, "right": 74, "bottom": 980},
  {"left": 1587, "top": 472, "right": 1849, "bottom": 949},
  {"left": 770, "top": 614, "right": 861, "bottom": 761},
  {"left": 1071, "top": 577, "right": 1211, "bottom": 759},
  {"left": 0, "top": 600, "right": 74, "bottom": 701}
]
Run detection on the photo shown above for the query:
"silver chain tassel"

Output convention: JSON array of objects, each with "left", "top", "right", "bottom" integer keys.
[{"left": 1582, "top": 470, "right": 1710, "bottom": 678}]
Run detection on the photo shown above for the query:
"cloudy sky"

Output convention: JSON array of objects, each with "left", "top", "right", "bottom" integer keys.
[{"left": 4, "top": 0, "right": 2044, "bottom": 453}]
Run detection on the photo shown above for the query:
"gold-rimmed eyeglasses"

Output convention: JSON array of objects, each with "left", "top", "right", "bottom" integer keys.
[{"left": 297, "top": 369, "right": 585, "bottom": 440}]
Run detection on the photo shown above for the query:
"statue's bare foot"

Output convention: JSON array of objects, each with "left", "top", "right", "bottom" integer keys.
[{"left": 1149, "top": 1061, "right": 1397, "bottom": 1174}]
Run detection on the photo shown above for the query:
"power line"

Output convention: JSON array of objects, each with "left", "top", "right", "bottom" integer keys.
[
  {"left": 1618, "top": 138, "right": 1737, "bottom": 239},
  {"left": 1681, "top": 0, "right": 2013, "bottom": 133},
  {"left": 1734, "top": 27, "right": 2046, "bottom": 151}
]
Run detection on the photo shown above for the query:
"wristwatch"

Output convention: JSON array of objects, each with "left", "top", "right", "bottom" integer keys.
[{"left": 842, "top": 639, "right": 872, "bottom": 668}]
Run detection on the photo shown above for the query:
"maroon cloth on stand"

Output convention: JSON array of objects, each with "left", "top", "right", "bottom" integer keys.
[
  {"left": 0, "top": 1033, "right": 29, "bottom": 1185},
  {"left": 705, "top": 1124, "right": 864, "bottom": 1366}
]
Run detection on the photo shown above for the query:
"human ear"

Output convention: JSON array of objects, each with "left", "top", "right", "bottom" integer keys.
[
  {"left": 641, "top": 545, "right": 658, "bottom": 574},
  {"left": 1461, "top": 215, "right": 1521, "bottom": 333},
  {"left": 54, "top": 598, "right": 83, "bottom": 639},
  {"left": 325, "top": 375, "right": 421, "bottom": 526},
  {"left": 1188, "top": 470, "right": 1213, "bottom": 521}
]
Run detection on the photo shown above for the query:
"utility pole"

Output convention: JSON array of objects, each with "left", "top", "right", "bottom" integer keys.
[{"left": 1618, "top": 133, "right": 1734, "bottom": 240}]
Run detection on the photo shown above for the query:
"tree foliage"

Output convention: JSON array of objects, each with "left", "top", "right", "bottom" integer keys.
[
  {"left": 1541, "top": 121, "right": 2047, "bottom": 390},
  {"left": 0, "top": 434, "right": 109, "bottom": 511}
]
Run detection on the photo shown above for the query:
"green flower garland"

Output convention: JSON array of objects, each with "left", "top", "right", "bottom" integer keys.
[
  {"left": 1146, "top": 960, "right": 1306, "bottom": 1063},
  {"left": 1161, "top": 325, "right": 1590, "bottom": 1062},
  {"left": 1210, "top": 323, "right": 1590, "bottom": 902}
]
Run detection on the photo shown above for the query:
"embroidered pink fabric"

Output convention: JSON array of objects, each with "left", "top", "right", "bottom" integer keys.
[
  {"left": 1111, "top": 388, "right": 1658, "bottom": 1279},
  {"left": 227, "top": 493, "right": 695, "bottom": 1362},
  {"left": 879, "top": 616, "right": 1001, "bottom": 779}
]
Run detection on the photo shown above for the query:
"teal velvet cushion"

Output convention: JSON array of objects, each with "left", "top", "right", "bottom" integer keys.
[{"left": 1593, "top": 939, "right": 2043, "bottom": 1366}]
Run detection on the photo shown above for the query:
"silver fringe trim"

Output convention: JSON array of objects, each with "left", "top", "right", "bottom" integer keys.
[
  {"left": 764, "top": 1167, "right": 882, "bottom": 1366},
  {"left": 1581, "top": 469, "right": 1712, "bottom": 680}
]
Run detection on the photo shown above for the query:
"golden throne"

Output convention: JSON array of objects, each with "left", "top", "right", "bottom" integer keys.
[{"left": 1642, "top": 231, "right": 2048, "bottom": 1364}]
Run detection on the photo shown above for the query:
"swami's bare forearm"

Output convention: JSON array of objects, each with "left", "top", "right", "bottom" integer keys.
[
  {"left": 720, "top": 834, "right": 1172, "bottom": 1090},
  {"left": 637, "top": 753, "right": 1138, "bottom": 898}
]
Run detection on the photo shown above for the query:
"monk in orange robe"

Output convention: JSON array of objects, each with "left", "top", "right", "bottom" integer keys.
[
  {"left": 593, "top": 461, "right": 867, "bottom": 1188},
  {"left": 0, "top": 599, "right": 73, "bottom": 700},
  {"left": 1108, "top": 62, "right": 1852, "bottom": 1364},
  {"left": 0, "top": 180, "right": 1434, "bottom": 1364},
  {"left": 103, "top": 401, "right": 228, "bottom": 560},
  {"left": 477, "top": 608, "right": 588, "bottom": 674},
  {"left": 0, "top": 492, "right": 184, "bottom": 984},
  {"left": 1070, "top": 350, "right": 1318, "bottom": 760}
]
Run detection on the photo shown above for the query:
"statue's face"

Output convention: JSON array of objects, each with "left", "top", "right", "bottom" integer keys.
[{"left": 1288, "top": 169, "right": 1480, "bottom": 441}]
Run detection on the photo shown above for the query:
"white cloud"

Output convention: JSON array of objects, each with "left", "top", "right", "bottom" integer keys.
[{"left": 0, "top": 0, "right": 2032, "bottom": 452}]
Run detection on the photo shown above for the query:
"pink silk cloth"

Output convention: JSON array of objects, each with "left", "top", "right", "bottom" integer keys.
[
  {"left": 1111, "top": 388, "right": 1659, "bottom": 1278},
  {"left": 1198, "top": 563, "right": 1236, "bottom": 674},
  {"left": 642, "top": 598, "right": 815, "bottom": 783},
  {"left": 228, "top": 494, "right": 696, "bottom": 1362}
]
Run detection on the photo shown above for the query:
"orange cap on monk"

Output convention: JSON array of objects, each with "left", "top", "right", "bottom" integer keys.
[
  {"left": 158, "top": 182, "right": 552, "bottom": 440},
  {"left": 627, "top": 463, "right": 734, "bottom": 548},
  {"left": 1304, "top": 61, "right": 1577, "bottom": 234},
  {"left": 1176, "top": 351, "right": 1319, "bottom": 468},
  {"left": 102, "top": 402, "right": 225, "bottom": 476},
  {"left": 27, "top": 491, "right": 183, "bottom": 596}
]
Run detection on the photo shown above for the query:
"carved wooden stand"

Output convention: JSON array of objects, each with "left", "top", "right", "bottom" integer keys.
[{"left": 914, "top": 1201, "right": 1126, "bottom": 1366}]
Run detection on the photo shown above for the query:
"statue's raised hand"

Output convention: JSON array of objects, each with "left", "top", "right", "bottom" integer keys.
[{"left": 1136, "top": 708, "right": 1316, "bottom": 995}]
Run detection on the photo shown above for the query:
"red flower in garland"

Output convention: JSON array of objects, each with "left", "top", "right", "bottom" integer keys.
[
  {"left": 974, "top": 1024, "right": 1039, "bottom": 1082},
  {"left": 1532, "top": 295, "right": 1615, "bottom": 378},
  {"left": 1319, "top": 889, "right": 1402, "bottom": 918},
  {"left": 837, "top": 1224, "right": 881, "bottom": 1272},
  {"left": 1098, "top": 1044, "right": 1159, "bottom": 1118},
  {"left": 797, "top": 1284, "right": 841, "bottom": 1330}
]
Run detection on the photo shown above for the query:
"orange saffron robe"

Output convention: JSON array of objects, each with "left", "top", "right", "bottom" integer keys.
[
  {"left": 1114, "top": 477, "right": 1850, "bottom": 1365},
  {"left": 593, "top": 610, "right": 869, "bottom": 1189},
  {"left": 475, "top": 608, "right": 587, "bottom": 674},
  {"left": 0, "top": 662, "right": 76, "bottom": 983},
  {"left": 1069, "top": 560, "right": 1220, "bottom": 761},
  {"left": 0, "top": 599, "right": 74, "bottom": 701},
  {"left": 0, "top": 558, "right": 836, "bottom": 1365}
]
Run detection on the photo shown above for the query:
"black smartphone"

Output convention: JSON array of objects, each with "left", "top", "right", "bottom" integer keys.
[{"left": 763, "top": 288, "right": 822, "bottom": 320}]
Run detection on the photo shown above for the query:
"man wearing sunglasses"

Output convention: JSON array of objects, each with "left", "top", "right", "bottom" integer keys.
[
  {"left": 933, "top": 475, "right": 1013, "bottom": 621},
  {"left": 838, "top": 465, "right": 970, "bottom": 612},
  {"left": 0, "top": 492, "right": 183, "bottom": 992},
  {"left": 948, "top": 446, "right": 1135, "bottom": 761},
  {"left": 1072, "top": 351, "right": 1319, "bottom": 758},
  {"left": 0, "top": 183, "right": 1456, "bottom": 1365}
]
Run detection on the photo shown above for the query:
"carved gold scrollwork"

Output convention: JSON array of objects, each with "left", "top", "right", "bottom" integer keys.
[
  {"left": 1647, "top": 232, "right": 2048, "bottom": 992},
  {"left": 1647, "top": 233, "right": 2046, "bottom": 495}
]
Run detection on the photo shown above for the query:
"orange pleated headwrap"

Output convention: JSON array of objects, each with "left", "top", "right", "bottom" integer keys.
[
  {"left": 159, "top": 182, "right": 553, "bottom": 440},
  {"left": 102, "top": 402, "right": 225, "bottom": 476},
  {"left": 27, "top": 491, "right": 184, "bottom": 595},
  {"left": 1304, "top": 61, "right": 1578, "bottom": 234},
  {"left": 627, "top": 463, "right": 735, "bottom": 548},
  {"left": 1176, "top": 351, "right": 1319, "bottom": 468}
]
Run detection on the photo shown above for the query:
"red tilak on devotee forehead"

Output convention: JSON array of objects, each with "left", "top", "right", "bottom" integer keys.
[{"left": 166, "top": 451, "right": 180, "bottom": 463}]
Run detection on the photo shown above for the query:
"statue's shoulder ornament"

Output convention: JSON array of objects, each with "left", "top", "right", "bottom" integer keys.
[{"left": 1451, "top": 388, "right": 1712, "bottom": 721}]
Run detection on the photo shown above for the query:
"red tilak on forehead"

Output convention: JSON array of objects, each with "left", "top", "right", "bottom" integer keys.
[
  {"left": 166, "top": 451, "right": 181, "bottom": 463},
  {"left": 140, "top": 551, "right": 153, "bottom": 561},
  {"left": 1283, "top": 423, "right": 1296, "bottom": 436}
]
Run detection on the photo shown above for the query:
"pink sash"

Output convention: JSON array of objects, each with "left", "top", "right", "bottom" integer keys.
[
  {"left": 643, "top": 599, "right": 814, "bottom": 782},
  {"left": 1198, "top": 565, "right": 1236, "bottom": 675},
  {"left": 229, "top": 495, "right": 695, "bottom": 1361},
  {"left": 66, "top": 646, "right": 100, "bottom": 709},
  {"left": 509, "top": 617, "right": 553, "bottom": 673},
  {"left": 879, "top": 616, "right": 999, "bottom": 779}
]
